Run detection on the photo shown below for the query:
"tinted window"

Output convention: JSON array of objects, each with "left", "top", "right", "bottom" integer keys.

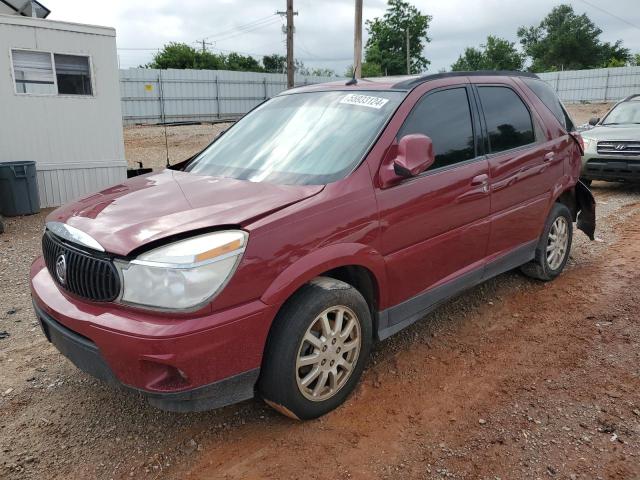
[
  {"left": 478, "top": 86, "right": 535, "bottom": 153},
  {"left": 398, "top": 88, "right": 475, "bottom": 170},
  {"left": 522, "top": 78, "right": 574, "bottom": 131}
]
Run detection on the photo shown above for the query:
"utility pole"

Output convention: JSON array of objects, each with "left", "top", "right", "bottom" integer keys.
[
  {"left": 277, "top": 1, "right": 298, "bottom": 89},
  {"left": 354, "top": 0, "right": 363, "bottom": 78},
  {"left": 196, "top": 39, "right": 213, "bottom": 54},
  {"left": 406, "top": 28, "right": 410, "bottom": 74},
  {"left": 286, "top": 0, "right": 295, "bottom": 88}
]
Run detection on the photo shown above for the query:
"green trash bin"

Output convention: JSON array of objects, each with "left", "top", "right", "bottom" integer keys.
[{"left": 0, "top": 161, "right": 40, "bottom": 216}]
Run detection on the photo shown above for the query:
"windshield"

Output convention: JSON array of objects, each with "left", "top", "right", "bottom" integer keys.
[
  {"left": 186, "top": 90, "right": 404, "bottom": 185},
  {"left": 602, "top": 100, "right": 640, "bottom": 125}
]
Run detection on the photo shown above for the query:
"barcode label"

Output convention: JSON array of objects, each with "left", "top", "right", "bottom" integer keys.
[{"left": 340, "top": 94, "right": 389, "bottom": 109}]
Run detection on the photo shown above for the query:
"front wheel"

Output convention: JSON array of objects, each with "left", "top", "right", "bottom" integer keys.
[
  {"left": 258, "top": 277, "right": 372, "bottom": 420},
  {"left": 521, "top": 203, "right": 573, "bottom": 281}
]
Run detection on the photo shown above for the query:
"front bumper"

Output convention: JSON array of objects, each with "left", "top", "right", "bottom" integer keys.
[
  {"left": 581, "top": 154, "right": 640, "bottom": 182},
  {"left": 30, "top": 257, "right": 276, "bottom": 412}
]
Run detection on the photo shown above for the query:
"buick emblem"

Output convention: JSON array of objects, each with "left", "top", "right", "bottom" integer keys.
[
  {"left": 615, "top": 144, "right": 626, "bottom": 150},
  {"left": 55, "top": 254, "right": 67, "bottom": 285}
]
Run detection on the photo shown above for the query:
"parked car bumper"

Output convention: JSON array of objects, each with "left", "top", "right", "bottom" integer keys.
[
  {"left": 581, "top": 153, "right": 640, "bottom": 182},
  {"left": 30, "top": 257, "right": 276, "bottom": 412}
]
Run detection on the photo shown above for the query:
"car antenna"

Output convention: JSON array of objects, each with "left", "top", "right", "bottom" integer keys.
[{"left": 345, "top": 72, "right": 358, "bottom": 86}]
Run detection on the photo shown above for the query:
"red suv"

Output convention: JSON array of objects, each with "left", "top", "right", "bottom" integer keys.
[{"left": 31, "top": 72, "right": 596, "bottom": 419}]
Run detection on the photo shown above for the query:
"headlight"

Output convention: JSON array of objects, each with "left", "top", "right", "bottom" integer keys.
[
  {"left": 117, "top": 230, "right": 247, "bottom": 310},
  {"left": 582, "top": 136, "right": 595, "bottom": 151}
]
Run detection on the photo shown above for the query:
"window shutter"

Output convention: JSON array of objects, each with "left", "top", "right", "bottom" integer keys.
[{"left": 12, "top": 50, "right": 54, "bottom": 83}]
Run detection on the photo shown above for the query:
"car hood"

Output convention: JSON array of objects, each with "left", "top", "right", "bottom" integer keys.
[
  {"left": 581, "top": 124, "right": 640, "bottom": 140},
  {"left": 47, "top": 170, "right": 323, "bottom": 256}
]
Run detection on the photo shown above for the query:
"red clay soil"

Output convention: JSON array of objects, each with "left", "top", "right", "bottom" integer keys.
[{"left": 171, "top": 203, "right": 640, "bottom": 480}]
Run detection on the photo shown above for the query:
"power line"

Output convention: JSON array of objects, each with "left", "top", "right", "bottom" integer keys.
[
  {"left": 575, "top": 0, "right": 640, "bottom": 32},
  {"left": 202, "top": 15, "right": 279, "bottom": 40},
  {"left": 206, "top": 17, "right": 281, "bottom": 44}
]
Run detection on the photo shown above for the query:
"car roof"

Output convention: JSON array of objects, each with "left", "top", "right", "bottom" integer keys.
[
  {"left": 621, "top": 94, "right": 640, "bottom": 102},
  {"left": 283, "top": 71, "right": 540, "bottom": 94}
]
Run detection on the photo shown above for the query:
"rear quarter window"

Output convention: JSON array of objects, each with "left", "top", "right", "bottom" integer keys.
[{"left": 522, "top": 78, "right": 575, "bottom": 132}]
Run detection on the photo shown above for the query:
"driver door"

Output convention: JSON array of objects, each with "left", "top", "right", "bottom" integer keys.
[{"left": 375, "top": 85, "right": 491, "bottom": 321}]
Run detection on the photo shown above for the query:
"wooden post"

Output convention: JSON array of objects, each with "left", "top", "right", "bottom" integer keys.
[{"left": 354, "top": 0, "right": 363, "bottom": 78}]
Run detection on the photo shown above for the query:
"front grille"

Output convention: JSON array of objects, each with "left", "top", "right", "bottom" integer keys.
[
  {"left": 596, "top": 141, "right": 640, "bottom": 156},
  {"left": 42, "top": 231, "right": 120, "bottom": 302}
]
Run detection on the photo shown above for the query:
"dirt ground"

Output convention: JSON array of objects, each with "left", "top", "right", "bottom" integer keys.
[
  {"left": 566, "top": 102, "right": 613, "bottom": 127},
  {"left": 1, "top": 179, "right": 639, "bottom": 480},
  {"left": 124, "top": 123, "right": 230, "bottom": 171},
  {"left": 122, "top": 103, "right": 614, "bottom": 170}
]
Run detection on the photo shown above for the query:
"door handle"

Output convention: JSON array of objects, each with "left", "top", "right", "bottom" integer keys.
[
  {"left": 544, "top": 152, "right": 555, "bottom": 162},
  {"left": 470, "top": 174, "right": 490, "bottom": 194},
  {"left": 471, "top": 174, "right": 489, "bottom": 186}
]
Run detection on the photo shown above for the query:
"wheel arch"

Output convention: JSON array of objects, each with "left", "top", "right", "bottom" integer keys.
[{"left": 260, "top": 243, "right": 387, "bottom": 333}]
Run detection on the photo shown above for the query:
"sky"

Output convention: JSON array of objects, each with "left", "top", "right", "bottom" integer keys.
[{"left": 46, "top": 0, "right": 640, "bottom": 75}]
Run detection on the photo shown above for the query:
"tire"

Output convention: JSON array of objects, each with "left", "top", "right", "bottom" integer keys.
[
  {"left": 258, "top": 277, "right": 372, "bottom": 420},
  {"left": 520, "top": 203, "right": 573, "bottom": 281}
]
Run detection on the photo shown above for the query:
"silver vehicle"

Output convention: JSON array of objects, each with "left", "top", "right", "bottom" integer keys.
[{"left": 580, "top": 95, "right": 640, "bottom": 185}]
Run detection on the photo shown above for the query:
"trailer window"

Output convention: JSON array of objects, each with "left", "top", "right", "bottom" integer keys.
[
  {"left": 54, "top": 54, "right": 92, "bottom": 95},
  {"left": 11, "top": 49, "right": 93, "bottom": 96},
  {"left": 11, "top": 50, "right": 56, "bottom": 94}
]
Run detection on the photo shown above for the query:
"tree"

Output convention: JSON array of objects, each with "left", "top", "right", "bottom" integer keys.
[
  {"left": 225, "top": 52, "right": 263, "bottom": 72},
  {"left": 517, "top": 4, "right": 630, "bottom": 71},
  {"left": 310, "top": 68, "right": 336, "bottom": 77},
  {"left": 364, "top": 0, "right": 432, "bottom": 75},
  {"left": 262, "top": 54, "right": 286, "bottom": 73},
  {"left": 147, "top": 42, "right": 200, "bottom": 69},
  {"left": 451, "top": 36, "right": 524, "bottom": 71},
  {"left": 345, "top": 62, "right": 383, "bottom": 78},
  {"left": 147, "top": 42, "right": 263, "bottom": 72}
]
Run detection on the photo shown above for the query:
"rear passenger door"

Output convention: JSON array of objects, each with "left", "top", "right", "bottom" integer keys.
[{"left": 474, "top": 83, "right": 562, "bottom": 267}]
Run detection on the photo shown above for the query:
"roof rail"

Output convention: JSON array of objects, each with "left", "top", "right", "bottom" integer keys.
[{"left": 393, "top": 70, "right": 540, "bottom": 90}]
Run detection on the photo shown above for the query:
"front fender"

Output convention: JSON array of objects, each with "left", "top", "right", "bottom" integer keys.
[{"left": 260, "top": 243, "right": 388, "bottom": 308}]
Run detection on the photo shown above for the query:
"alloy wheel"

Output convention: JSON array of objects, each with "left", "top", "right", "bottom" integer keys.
[
  {"left": 295, "top": 306, "right": 361, "bottom": 402},
  {"left": 547, "top": 216, "right": 569, "bottom": 270}
]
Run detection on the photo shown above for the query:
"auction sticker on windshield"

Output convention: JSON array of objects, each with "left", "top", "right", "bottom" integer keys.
[{"left": 340, "top": 94, "right": 389, "bottom": 109}]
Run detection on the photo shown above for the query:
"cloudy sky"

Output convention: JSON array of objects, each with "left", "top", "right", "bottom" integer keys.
[{"left": 47, "top": 0, "right": 640, "bottom": 74}]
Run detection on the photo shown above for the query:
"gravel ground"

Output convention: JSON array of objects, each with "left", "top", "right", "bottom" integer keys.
[
  {"left": 124, "top": 123, "right": 231, "bottom": 171},
  {"left": 1, "top": 181, "right": 639, "bottom": 480},
  {"left": 121, "top": 104, "right": 614, "bottom": 171}
]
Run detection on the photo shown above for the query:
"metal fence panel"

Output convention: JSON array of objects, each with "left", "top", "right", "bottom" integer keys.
[
  {"left": 537, "top": 66, "right": 640, "bottom": 104},
  {"left": 120, "top": 68, "right": 344, "bottom": 125},
  {"left": 121, "top": 66, "right": 640, "bottom": 123}
]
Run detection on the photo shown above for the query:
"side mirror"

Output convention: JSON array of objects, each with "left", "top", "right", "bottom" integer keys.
[
  {"left": 588, "top": 117, "right": 599, "bottom": 126},
  {"left": 393, "top": 134, "right": 435, "bottom": 178}
]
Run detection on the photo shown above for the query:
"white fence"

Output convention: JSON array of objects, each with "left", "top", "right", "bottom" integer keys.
[
  {"left": 119, "top": 66, "right": 640, "bottom": 125},
  {"left": 538, "top": 66, "right": 640, "bottom": 104},
  {"left": 120, "top": 68, "right": 341, "bottom": 125}
]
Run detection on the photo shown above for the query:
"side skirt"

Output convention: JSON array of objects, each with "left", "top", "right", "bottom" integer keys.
[{"left": 376, "top": 240, "right": 537, "bottom": 340}]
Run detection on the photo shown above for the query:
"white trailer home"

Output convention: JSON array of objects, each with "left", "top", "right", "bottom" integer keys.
[{"left": 0, "top": 8, "right": 126, "bottom": 208}]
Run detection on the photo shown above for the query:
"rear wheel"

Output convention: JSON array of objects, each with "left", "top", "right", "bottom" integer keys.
[
  {"left": 521, "top": 203, "right": 573, "bottom": 281},
  {"left": 258, "top": 277, "right": 372, "bottom": 420}
]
